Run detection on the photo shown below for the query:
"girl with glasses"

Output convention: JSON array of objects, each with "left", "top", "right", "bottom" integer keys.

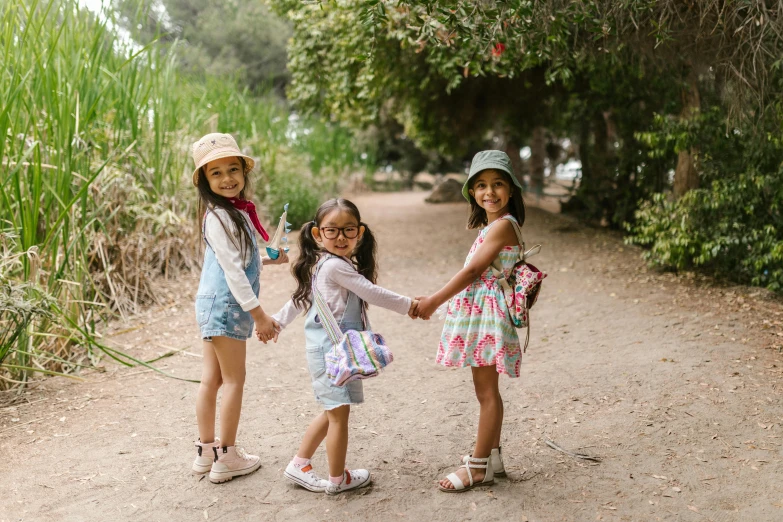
[{"left": 270, "top": 198, "right": 418, "bottom": 495}]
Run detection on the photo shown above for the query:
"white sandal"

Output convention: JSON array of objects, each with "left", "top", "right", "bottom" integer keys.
[
  {"left": 462, "top": 447, "right": 506, "bottom": 477},
  {"left": 439, "top": 455, "right": 495, "bottom": 493}
]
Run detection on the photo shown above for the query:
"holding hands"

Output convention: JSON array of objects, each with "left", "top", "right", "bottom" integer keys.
[
  {"left": 408, "top": 295, "right": 439, "bottom": 320},
  {"left": 253, "top": 309, "right": 281, "bottom": 344}
]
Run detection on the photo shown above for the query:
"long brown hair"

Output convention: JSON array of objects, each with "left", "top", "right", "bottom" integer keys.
[
  {"left": 291, "top": 198, "right": 378, "bottom": 310},
  {"left": 466, "top": 170, "right": 526, "bottom": 229}
]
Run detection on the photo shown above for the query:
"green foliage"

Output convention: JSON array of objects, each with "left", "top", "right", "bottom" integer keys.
[
  {"left": 265, "top": 173, "right": 322, "bottom": 229},
  {"left": 1, "top": 0, "right": 366, "bottom": 386},
  {"left": 628, "top": 109, "right": 783, "bottom": 291},
  {"left": 113, "top": 0, "right": 291, "bottom": 92}
]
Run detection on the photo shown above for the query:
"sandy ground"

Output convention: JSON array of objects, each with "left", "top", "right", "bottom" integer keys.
[{"left": 1, "top": 191, "right": 782, "bottom": 522}]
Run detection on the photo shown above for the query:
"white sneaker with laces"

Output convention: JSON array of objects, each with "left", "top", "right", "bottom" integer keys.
[
  {"left": 284, "top": 460, "right": 329, "bottom": 492},
  {"left": 209, "top": 445, "right": 261, "bottom": 484},
  {"left": 324, "top": 469, "right": 371, "bottom": 495}
]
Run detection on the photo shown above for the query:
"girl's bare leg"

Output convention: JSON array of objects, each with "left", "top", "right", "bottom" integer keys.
[
  {"left": 296, "top": 412, "right": 329, "bottom": 459},
  {"left": 325, "top": 405, "right": 350, "bottom": 478},
  {"left": 439, "top": 366, "right": 502, "bottom": 490},
  {"left": 210, "top": 336, "right": 247, "bottom": 447},
  {"left": 196, "top": 340, "right": 222, "bottom": 443}
]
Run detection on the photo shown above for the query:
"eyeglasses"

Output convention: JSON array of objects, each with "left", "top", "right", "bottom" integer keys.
[{"left": 319, "top": 226, "right": 360, "bottom": 239}]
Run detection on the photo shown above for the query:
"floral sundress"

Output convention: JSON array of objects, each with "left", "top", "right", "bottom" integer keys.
[{"left": 436, "top": 214, "right": 522, "bottom": 377}]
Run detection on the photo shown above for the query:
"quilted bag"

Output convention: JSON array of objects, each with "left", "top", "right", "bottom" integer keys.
[{"left": 312, "top": 257, "right": 394, "bottom": 386}]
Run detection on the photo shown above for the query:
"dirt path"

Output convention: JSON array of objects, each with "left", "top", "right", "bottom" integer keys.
[{"left": 2, "top": 192, "right": 782, "bottom": 522}]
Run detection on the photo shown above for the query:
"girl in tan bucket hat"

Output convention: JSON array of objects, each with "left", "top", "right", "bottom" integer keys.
[{"left": 190, "top": 132, "right": 288, "bottom": 483}]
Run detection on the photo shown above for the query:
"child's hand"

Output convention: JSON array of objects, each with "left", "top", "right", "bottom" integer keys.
[
  {"left": 253, "top": 312, "right": 279, "bottom": 343},
  {"left": 256, "top": 322, "right": 281, "bottom": 343},
  {"left": 408, "top": 299, "right": 419, "bottom": 319},
  {"left": 415, "top": 295, "right": 438, "bottom": 320},
  {"left": 263, "top": 252, "right": 289, "bottom": 266}
]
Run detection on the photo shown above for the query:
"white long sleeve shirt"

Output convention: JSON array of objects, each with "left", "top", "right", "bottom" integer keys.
[
  {"left": 272, "top": 256, "right": 411, "bottom": 328},
  {"left": 204, "top": 209, "right": 262, "bottom": 311}
]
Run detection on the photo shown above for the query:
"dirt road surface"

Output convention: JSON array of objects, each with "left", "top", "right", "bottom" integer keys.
[{"left": 2, "top": 192, "right": 782, "bottom": 521}]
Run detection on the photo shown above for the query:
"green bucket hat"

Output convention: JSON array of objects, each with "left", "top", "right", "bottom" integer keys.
[{"left": 462, "top": 150, "right": 524, "bottom": 201}]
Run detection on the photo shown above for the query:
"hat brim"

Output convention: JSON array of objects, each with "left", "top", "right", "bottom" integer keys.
[
  {"left": 192, "top": 150, "right": 256, "bottom": 186},
  {"left": 462, "top": 162, "right": 524, "bottom": 200}
]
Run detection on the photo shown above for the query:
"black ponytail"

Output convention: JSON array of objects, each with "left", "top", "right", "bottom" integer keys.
[
  {"left": 352, "top": 222, "right": 377, "bottom": 285},
  {"left": 290, "top": 198, "right": 379, "bottom": 311},
  {"left": 291, "top": 221, "right": 320, "bottom": 310}
]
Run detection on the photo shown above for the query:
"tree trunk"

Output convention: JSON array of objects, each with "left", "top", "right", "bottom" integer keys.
[
  {"left": 673, "top": 74, "right": 700, "bottom": 198},
  {"left": 529, "top": 126, "right": 546, "bottom": 196},
  {"left": 503, "top": 137, "right": 525, "bottom": 189}
]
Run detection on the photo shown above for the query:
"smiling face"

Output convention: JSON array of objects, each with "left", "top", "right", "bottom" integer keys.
[
  {"left": 204, "top": 156, "right": 246, "bottom": 199},
  {"left": 312, "top": 209, "right": 365, "bottom": 257},
  {"left": 468, "top": 169, "right": 511, "bottom": 218}
]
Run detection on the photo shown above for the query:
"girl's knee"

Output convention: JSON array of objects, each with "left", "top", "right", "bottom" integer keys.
[
  {"left": 221, "top": 367, "right": 246, "bottom": 386},
  {"left": 200, "top": 375, "right": 223, "bottom": 391},
  {"left": 222, "top": 374, "right": 245, "bottom": 387},
  {"left": 476, "top": 388, "right": 502, "bottom": 405}
]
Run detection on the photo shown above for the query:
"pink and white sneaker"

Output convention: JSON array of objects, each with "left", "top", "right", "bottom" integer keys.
[
  {"left": 192, "top": 438, "right": 220, "bottom": 474},
  {"left": 209, "top": 445, "right": 261, "bottom": 484},
  {"left": 324, "top": 469, "right": 371, "bottom": 495},
  {"left": 284, "top": 460, "right": 330, "bottom": 492}
]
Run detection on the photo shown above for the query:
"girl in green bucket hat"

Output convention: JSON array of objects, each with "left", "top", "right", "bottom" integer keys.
[{"left": 414, "top": 149, "right": 527, "bottom": 492}]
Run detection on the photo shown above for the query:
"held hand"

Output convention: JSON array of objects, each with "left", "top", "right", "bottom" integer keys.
[
  {"left": 264, "top": 251, "right": 289, "bottom": 266},
  {"left": 259, "top": 322, "right": 282, "bottom": 343},
  {"left": 407, "top": 299, "right": 420, "bottom": 319},
  {"left": 415, "top": 295, "right": 439, "bottom": 320},
  {"left": 254, "top": 313, "right": 278, "bottom": 344},
  {"left": 273, "top": 321, "right": 281, "bottom": 343}
]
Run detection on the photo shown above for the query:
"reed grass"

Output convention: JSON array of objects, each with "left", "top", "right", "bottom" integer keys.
[{"left": 0, "top": 0, "right": 369, "bottom": 390}]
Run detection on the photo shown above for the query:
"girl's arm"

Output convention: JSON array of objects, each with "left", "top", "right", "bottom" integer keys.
[
  {"left": 417, "top": 219, "right": 518, "bottom": 318},
  {"left": 205, "top": 211, "right": 261, "bottom": 312},
  {"left": 206, "top": 211, "right": 278, "bottom": 341},
  {"left": 326, "top": 259, "right": 413, "bottom": 315},
  {"left": 270, "top": 298, "right": 303, "bottom": 330}
]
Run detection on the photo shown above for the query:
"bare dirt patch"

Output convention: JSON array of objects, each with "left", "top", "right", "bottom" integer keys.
[{"left": 2, "top": 192, "right": 782, "bottom": 521}]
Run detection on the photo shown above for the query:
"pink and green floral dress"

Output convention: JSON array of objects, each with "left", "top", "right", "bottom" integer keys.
[{"left": 436, "top": 214, "right": 522, "bottom": 377}]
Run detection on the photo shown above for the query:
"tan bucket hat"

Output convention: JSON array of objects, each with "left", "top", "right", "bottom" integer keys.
[{"left": 191, "top": 133, "right": 255, "bottom": 186}]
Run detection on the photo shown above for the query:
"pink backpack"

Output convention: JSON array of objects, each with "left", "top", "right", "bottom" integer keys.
[{"left": 489, "top": 217, "right": 546, "bottom": 352}]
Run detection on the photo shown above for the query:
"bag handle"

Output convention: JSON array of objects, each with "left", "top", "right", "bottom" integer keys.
[
  {"left": 311, "top": 255, "right": 370, "bottom": 347},
  {"left": 489, "top": 216, "right": 540, "bottom": 279}
]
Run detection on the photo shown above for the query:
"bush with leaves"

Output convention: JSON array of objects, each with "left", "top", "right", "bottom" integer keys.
[{"left": 628, "top": 108, "right": 783, "bottom": 290}]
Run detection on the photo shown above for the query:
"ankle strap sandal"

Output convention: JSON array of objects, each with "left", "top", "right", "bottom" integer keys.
[{"left": 439, "top": 455, "right": 495, "bottom": 492}]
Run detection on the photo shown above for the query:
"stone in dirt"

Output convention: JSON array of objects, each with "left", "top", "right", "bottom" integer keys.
[{"left": 425, "top": 178, "right": 465, "bottom": 203}]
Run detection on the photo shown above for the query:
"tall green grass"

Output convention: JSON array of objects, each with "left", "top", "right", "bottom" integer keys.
[{"left": 0, "top": 0, "right": 369, "bottom": 389}]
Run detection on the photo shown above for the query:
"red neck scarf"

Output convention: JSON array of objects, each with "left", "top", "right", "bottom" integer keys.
[{"left": 228, "top": 198, "right": 269, "bottom": 241}]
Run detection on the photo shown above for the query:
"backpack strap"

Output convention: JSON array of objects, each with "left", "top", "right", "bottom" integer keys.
[
  {"left": 489, "top": 215, "right": 540, "bottom": 278},
  {"left": 488, "top": 216, "right": 540, "bottom": 354}
]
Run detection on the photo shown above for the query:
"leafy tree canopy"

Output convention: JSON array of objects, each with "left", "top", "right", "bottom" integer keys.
[{"left": 115, "top": 0, "right": 291, "bottom": 92}]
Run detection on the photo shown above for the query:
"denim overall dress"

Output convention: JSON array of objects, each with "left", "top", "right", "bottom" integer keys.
[
  {"left": 304, "top": 256, "right": 365, "bottom": 409},
  {"left": 195, "top": 210, "right": 261, "bottom": 341}
]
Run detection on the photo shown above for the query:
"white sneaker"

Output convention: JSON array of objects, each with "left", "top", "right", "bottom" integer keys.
[
  {"left": 209, "top": 445, "right": 261, "bottom": 484},
  {"left": 324, "top": 469, "right": 371, "bottom": 495},
  {"left": 284, "top": 460, "right": 330, "bottom": 492},
  {"left": 192, "top": 438, "right": 220, "bottom": 474}
]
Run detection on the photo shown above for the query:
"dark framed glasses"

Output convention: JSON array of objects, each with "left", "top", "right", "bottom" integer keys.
[{"left": 319, "top": 226, "right": 360, "bottom": 239}]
